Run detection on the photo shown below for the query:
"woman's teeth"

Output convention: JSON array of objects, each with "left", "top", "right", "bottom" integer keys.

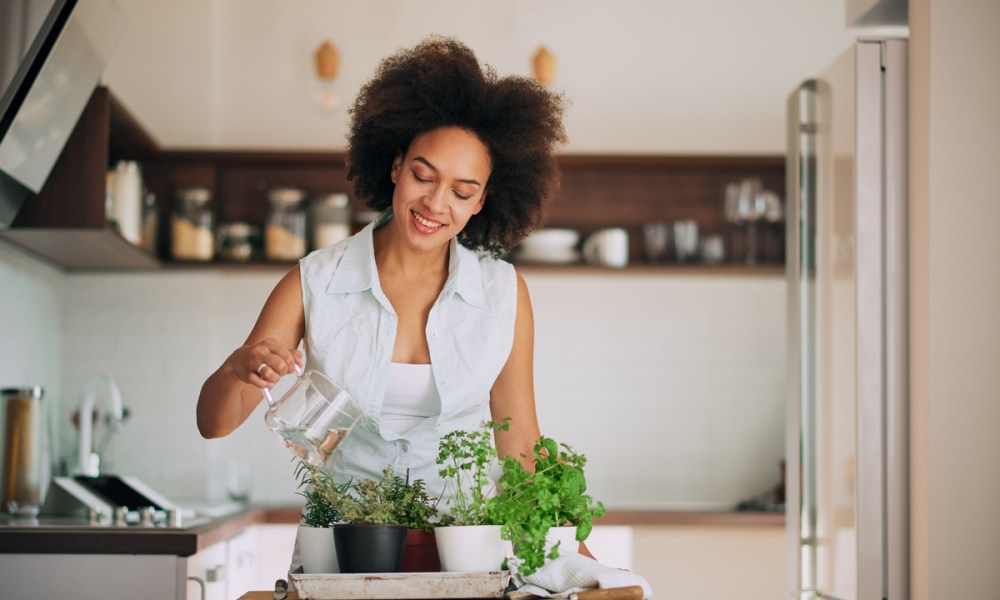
[{"left": 412, "top": 211, "right": 443, "bottom": 229}]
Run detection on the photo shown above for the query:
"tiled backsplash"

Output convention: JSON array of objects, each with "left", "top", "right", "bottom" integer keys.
[{"left": 2, "top": 241, "right": 785, "bottom": 509}]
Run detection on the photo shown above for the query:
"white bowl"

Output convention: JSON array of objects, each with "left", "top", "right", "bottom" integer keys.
[{"left": 519, "top": 228, "right": 580, "bottom": 250}]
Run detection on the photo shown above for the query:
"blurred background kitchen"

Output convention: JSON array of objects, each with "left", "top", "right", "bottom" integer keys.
[{"left": 1, "top": 0, "right": 997, "bottom": 599}]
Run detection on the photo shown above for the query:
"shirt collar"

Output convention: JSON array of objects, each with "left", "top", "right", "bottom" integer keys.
[{"left": 325, "top": 211, "right": 489, "bottom": 310}]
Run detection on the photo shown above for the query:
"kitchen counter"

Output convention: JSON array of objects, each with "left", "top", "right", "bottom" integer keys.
[
  {"left": 0, "top": 506, "right": 783, "bottom": 557},
  {"left": 0, "top": 506, "right": 266, "bottom": 556}
]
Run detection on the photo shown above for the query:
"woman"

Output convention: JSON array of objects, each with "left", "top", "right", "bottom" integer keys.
[{"left": 196, "top": 37, "right": 566, "bottom": 504}]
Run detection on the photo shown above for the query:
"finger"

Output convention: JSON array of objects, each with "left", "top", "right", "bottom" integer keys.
[
  {"left": 257, "top": 359, "right": 286, "bottom": 385},
  {"left": 248, "top": 372, "right": 271, "bottom": 389}
]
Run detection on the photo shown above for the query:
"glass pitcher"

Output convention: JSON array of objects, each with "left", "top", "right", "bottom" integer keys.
[{"left": 263, "top": 369, "right": 362, "bottom": 467}]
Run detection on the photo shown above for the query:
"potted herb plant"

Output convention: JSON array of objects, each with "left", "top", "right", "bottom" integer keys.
[
  {"left": 333, "top": 465, "right": 440, "bottom": 573},
  {"left": 294, "top": 460, "right": 350, "bottom": 573},
  {"left": 433, "top": 420, "right": 509, "bottom": 572},
  {"left": 492, "top": 435, "right": 606, "bottom": 576},
  {"left": 391, "top": 473, "right": 443, "bottom": 572}
]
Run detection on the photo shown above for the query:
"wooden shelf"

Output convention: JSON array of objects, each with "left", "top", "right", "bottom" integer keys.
[{"left": 1, "top": 85, "right": 786, "bottom": 272}]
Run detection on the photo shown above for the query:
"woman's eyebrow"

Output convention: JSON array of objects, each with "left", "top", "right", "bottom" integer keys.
[{"left": 412, "top": 156, "right": 482, "bottom": 187}]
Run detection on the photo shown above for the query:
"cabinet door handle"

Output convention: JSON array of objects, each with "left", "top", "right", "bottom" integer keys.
[
  {"left": 206, "top": 564, "right": 226, "bottom": 583},
  {"left": 187, "top": 576, "right": 206, "bottom": 600}
]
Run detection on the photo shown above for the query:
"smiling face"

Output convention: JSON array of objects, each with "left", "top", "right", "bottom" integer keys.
[{"left": 387, "top": 126, "right": 491, "bottom": 254}]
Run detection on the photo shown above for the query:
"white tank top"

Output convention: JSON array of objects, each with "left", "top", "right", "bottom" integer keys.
[{"left": 380, "top": 363, "right": 442, "bottom": 438}]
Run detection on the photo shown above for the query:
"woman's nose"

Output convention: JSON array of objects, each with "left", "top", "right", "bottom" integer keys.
[{"left": 424, "top": 185, "right": 448, "bottom": 212}]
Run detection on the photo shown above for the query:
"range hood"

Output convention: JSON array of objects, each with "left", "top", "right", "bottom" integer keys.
[{"left": 0, "top": 0, "right": 126, "bottom": 228}]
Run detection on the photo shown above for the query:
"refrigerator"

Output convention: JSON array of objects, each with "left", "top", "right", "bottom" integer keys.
[{"left": 785, "top": 39, "right": 908, "bottom": 600}]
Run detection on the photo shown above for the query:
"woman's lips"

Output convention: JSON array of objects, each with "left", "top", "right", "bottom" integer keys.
[{"left": 411, "top": 210, "right": 444, "bottom": 233}]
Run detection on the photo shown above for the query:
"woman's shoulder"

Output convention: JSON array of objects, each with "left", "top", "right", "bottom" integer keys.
[
  {"left": 299, "top": 236, "right": 355, "bottom": 285},
  {"left": 457, "top": 246, "right": 517, "bottom": 311}
]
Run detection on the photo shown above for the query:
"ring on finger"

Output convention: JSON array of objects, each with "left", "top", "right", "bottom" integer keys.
[{"left": 256, "top": 363, "right": 268, "bottom": 376}]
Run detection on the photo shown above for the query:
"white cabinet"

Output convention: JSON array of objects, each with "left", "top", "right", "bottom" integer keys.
[
  {"left": 186, "top": 539, "right": 228, "bottom": 600},
  {"left": 632, "top": 524, "right": 785, "bottom": 600},
  {"left": 226, "top": 527, "right": 261, "bottom": 599},
  {"left": 0, "top": 554, "right": 182, "bottom": 600},
  {"left": 254, "top": 524, "right": 299, "bottom": 590},
  {"left": 184, "top": 523, "right": 297, "bottom": 599}
]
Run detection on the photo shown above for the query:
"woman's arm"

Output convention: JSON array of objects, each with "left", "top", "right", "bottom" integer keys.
[
  {"left": 490, "top": 272, "right": 541, "bottom": 471},
  {"left": 489, "top": 273, "right": 596, "bottom": 559},
  {"left": 196, "top": 265, "right": 306, "bottom": 439}
]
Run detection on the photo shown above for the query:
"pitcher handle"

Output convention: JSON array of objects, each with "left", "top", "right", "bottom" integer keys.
[{"left": 262, "top": 362, "right": 304, "bottom": 406}]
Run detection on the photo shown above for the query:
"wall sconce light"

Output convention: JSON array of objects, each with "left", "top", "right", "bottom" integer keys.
[
  {"left": 314, "top": 40, "right": 341, "bottom": 112},
  {"left": 532, "top": 46, "right": 556, "bottom": 85}
]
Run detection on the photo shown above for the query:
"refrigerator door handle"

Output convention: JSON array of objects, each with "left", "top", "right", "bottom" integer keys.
[{"left": 786, "top": 80, "right": 819, "bottom": 600}]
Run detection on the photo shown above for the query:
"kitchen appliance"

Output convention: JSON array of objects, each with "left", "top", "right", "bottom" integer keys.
[
  {"left": 1, "top": 387, "right": 47, "bottom": 515},
  {"left": 0, "top": 0, "right": 126, "bottom": 228},
  {"left": 785, "top": 39, "right": 908, "bottom": 599}
]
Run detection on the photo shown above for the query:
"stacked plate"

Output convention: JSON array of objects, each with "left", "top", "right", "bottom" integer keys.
[{"left": 514, "top": 228, "right": 580, "bottom": 264}]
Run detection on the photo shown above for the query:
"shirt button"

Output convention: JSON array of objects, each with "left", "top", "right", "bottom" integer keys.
[
  {"left": 431, "top": 331, "right": 439, "bottom": 338},
  {"left": 400, "top": 443, "right": 410, "bottom": 453}
]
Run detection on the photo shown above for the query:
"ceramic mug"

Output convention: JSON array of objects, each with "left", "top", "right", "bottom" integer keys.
[{"left": 582, "top": 228, "right": 629, "bottom": 268}]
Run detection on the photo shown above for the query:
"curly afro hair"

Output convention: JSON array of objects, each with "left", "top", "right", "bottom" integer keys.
[{"left": 346, "top": 36, "right": 567, "bottom": 258}]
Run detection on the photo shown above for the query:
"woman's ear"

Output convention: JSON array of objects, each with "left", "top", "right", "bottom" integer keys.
[
  {"left": 472, "top": 191, "right": 487, "bottom": 215},
  {"left": 390, "top": 154, "right": 402, "bottom": 184}
]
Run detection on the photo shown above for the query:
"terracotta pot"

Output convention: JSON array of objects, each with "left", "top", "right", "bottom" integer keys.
[
  {"left": 401, "top": 528, "right": 441, "bottom": 572},
  {"left": 334, "top": 523, "right": 407, "bottom": 573}
]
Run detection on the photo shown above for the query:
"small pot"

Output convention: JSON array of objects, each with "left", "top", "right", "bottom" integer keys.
[
  {"left": 402, "top": 528, "right": 441, "bottom": 572},
  {"left": 435, "top": 525, "right": 509, "bottom": 572},
  {"left": 334, "top": 524, "right": 407, "bottom": 573},
  {"left": 297, "top": 525, "right": 338, "bottom": 574}
]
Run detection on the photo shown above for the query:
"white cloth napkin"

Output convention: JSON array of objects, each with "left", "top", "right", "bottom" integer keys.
[{"left": 507, "top": 552, "right": 653, "bottom": 599}]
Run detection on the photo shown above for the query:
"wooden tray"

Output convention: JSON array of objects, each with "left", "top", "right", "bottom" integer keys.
[{"left": 290, "top": 570, "right": 511, "bottom": 599}]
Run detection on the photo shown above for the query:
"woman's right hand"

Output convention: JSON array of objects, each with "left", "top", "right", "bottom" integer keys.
[{"left": 225, "top": 337, "right": 303, "bottom": 390}]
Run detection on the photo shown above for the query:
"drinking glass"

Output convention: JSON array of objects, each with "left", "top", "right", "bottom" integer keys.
[
  {"left": 643, "top": 222, "right": 670, "bottom": 263},
  {"left": 226, "top": 459, "right": 252, "bottom": 504},
  {"left": 737, "top": 179, "right": 766, "bottom": 265},
  {"left": 672, "top": 220, "right": 699, "bottom": 264}
]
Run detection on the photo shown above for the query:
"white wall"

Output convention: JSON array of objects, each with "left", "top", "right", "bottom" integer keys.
[
  {"left": 0, "top": 241, "right": 63, "bottom": 492},
  {"left": 102, "top": 0, "right": 853, "bottom": 154},
  {"left": 526, "top": 272, "right": 786, "bottom": 509},
  {"left": 44, "top": 268, "right": 785, "bottom": 508},
  {"left": 909, "top": 0, "right": 1000, "bottom": 598}
]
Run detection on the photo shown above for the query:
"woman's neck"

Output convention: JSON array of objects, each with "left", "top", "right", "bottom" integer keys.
[{"left": 372, "top": 223, "right": 450, "bottom": 279}]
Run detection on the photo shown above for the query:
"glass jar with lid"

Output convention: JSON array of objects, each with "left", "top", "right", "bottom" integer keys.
[
  {"left": 311, "top": 193, "right": 352, "bottom": 250},
  {"left": 216, "top": 222, "right": 260, "bottom": 262},
  {"left": 265, "top": 187, "right": 308, "bottom": 261},
  {"left": 171, "top": 187, "right": 215, "bottom": 261}
]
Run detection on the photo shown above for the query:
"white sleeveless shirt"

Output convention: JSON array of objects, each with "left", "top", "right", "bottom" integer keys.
[
  {"left": 298, "top": 213, "right": 518, "bottom": 502},
  {"left": 381, "top": 363, "right": 440, "bottom": 438}
]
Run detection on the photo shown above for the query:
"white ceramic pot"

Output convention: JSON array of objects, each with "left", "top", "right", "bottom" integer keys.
[
  {"left": 297, "top": 525, "right": 339, "bottom": 573},
  {"left": 434, "top": 525, "right": 510, "bottom": 572},
  {"left": 545, "top": 525, "right": 579, "bottom": 557}
]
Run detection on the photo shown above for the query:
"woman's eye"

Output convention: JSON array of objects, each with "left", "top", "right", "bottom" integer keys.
[
  {"left": 411, "top": 170, "right": 431, "bottom": 183},
  {"left": 454, "top": 191, "right": 472, "bottom": 200}
]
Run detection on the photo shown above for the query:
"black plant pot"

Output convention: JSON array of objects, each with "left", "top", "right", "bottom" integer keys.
[{"left": 334, "top": 524, "right": 408, "bottom": 573}]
